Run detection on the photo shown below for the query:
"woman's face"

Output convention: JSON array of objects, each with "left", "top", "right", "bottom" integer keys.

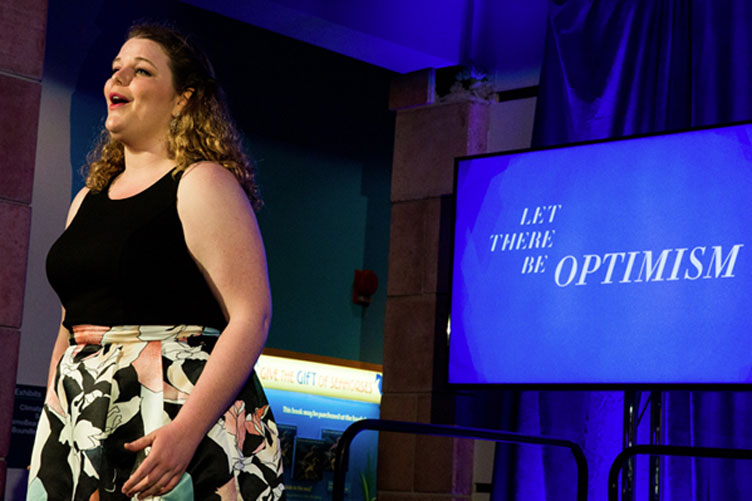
[{"left": 104, "top": 37, "right": 184, "bottom": 148}]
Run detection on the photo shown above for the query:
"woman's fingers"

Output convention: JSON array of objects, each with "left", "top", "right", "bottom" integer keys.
[
  {"left": 137, "top": 471, "right": 174, "bottom": 499},
  {"left": 124, "top": 472, "right": 153, "bottom": 498},
  {"left": 122, "top": 451, "right": 159, "bottom": 495},
  {"left": 124, "top": 432, "right": 154, "bottom": 452},
  {"left": 122, "top": 433, "right": 156, "bottom": 495},
  {"left": 122, "top": 423, "right": 193, "bottom": 497},
  {"left": 124, "top": 468, "right": 174, "bottom": 498}
]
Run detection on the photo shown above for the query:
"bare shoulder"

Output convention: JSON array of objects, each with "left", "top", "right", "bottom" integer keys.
[
  {"left": 177, "top": 162, "right": 253, "bottom": 223},
  {"left": 179, "top": 161, "right": 242, "bottom": 196},
  {"left": 66, "top": 186, "right": 90, "bottom": 227},
  {"left": 177, "top": 162, "right": 265, "bottom": 279}
]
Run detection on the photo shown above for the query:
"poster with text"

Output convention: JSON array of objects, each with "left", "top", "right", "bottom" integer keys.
[{"left": 257, "top": 354, "right": 381, "bottom": 500}]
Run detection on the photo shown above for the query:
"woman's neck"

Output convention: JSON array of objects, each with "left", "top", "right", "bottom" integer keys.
[
  {"left": 122, "top": 142, "right": 174, "bottom": 176},
  {"left": 109, "top": 146, "right": 175, "bottom": 199}
]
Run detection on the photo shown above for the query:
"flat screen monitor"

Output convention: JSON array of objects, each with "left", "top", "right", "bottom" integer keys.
[{"left": 449, "top": 122, "right": 752, "bottom": 387}]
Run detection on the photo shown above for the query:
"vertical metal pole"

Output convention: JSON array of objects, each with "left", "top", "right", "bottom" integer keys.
[
  {"left": 649, "top": 392, "right": 663, "bottom": 501},
  {"left": 622, "top": 390, "right": 639, "bottom": 501}
]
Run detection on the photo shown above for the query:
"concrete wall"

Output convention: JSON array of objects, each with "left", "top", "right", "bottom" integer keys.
[
  {"left": 377, "top": 69, "right": 537, "bottom": 499},
  {"left": 0, "top": 0, "right": 47, "bottom": 495}
]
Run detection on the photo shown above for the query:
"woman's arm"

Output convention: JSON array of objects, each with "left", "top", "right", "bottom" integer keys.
[
  {"left": 45, "top": 187, "right": 90, "bottom": 391},
  {"left": 122, "top": 162, "right": 272, "bottom": 498},
  {"left": 45, "top": 313, "right": 70, "bottom": 393}
]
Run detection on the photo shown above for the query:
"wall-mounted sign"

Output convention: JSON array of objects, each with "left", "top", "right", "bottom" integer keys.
[
  {"left": 256, "top": 354, "right": 382, "bottom": 403},
  {"left": 9, "top": 384, "right": 45, "bottom": 469},
  {"left": 258, "top": 352, "right": 382, "bottom": 501}
]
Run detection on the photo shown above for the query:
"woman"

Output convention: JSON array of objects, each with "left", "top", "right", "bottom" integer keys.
[{"left": 27, "top": 23, "right": 284, "bottom": 500}]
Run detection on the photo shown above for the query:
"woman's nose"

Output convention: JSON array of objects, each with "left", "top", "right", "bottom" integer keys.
[{"left": 112, "top": 68, "right": 131, "bottom": 85}]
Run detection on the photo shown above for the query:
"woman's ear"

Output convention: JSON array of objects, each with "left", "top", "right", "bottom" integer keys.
[{"left": 173, "top": 88, "right": 194, "bottom": 116}]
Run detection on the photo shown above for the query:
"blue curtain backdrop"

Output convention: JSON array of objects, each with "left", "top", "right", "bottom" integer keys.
[{"left": 493, "top": 1, "right": 752, "bottom": 500}]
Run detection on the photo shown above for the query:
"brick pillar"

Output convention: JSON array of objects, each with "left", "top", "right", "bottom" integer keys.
[
  {"left": 0, "top": 0, "right": 47, "bottom": 491},
  {"left": 378, "top": 69, "right": 490, "bottom": 500}
]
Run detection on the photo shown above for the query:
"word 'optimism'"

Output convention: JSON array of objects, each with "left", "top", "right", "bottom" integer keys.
[{"left": 554, "top": 245, "right": 743, "bottom": 287}]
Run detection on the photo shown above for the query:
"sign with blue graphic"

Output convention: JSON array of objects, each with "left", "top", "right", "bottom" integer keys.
[
  {"left": 257, "top": 354, "right": 381, "bottom": 500},
  {"left": 450, "top": 123, "right": 752, "bottom": 385}
]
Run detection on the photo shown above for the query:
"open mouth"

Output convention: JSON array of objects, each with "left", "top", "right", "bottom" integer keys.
[{"left": 109, "top": 93, "right": 131, "bottom": 107}]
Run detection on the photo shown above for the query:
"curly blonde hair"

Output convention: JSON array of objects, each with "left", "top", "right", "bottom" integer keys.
[{"left": 84, "top": 23, "right": 262, "bottom": 210}]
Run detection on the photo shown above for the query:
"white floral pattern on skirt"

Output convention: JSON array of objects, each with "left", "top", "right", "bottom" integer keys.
[{"left": 27, "top": 325, "right": 285, "bottom": 500}]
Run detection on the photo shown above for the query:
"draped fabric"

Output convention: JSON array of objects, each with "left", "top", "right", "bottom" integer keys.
[
  {"left": 493, "top": 1, "right": 752, "bottom": 499},
  {"left": 532, "top": 0, "right": 752, "bottom": 147}
]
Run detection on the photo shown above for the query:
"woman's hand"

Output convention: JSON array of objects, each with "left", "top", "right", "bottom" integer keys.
[{"left": 121, "top": 421, "right": 201, "bottom": 498}]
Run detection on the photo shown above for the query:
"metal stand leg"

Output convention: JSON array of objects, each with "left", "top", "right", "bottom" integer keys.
[
  {"left": 649, "top": 391, "right": 663, "bottom": 501},
  {"left": 622, "top": 390, "right": 639, "bottom": 501}
]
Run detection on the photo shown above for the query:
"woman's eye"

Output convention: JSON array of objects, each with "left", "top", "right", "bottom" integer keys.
[
  {"left": 135, "top": 68, "right": 152, "bottom": 76},
  {"left": 111, "top": 67, "right": 120, "bottom": 75}
]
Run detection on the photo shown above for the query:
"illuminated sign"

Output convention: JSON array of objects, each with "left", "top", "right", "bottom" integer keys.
[
  {"left": 256, "top": 354, "right": 382, "bottom": 403},
  {"left": 450, "top": 122, "right": 752, "bottom": 385}
]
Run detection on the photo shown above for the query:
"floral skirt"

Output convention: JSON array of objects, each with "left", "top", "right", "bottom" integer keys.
[{"left": 27, "top": 325, "right": 285, "bottom": 500}]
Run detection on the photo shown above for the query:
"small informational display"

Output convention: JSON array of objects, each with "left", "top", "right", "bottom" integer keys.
[
  {"left": 450, "top": 122, "right": 752, "bottom": 385},
  {"left": 9, "top": 385, "right": 45, "bottom": 468},
  {"left": 256, "top": 353, "right": 381, "bottom": 500}
]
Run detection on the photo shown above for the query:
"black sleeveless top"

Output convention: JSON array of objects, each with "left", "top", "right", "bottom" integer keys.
[{"left": 46, "top": 169, "right": 227, "bottom": 331}]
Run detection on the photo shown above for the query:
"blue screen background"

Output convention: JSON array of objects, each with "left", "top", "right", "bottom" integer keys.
[{"left": 450, "top": 123, "right": 752, "bottom": 384}]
